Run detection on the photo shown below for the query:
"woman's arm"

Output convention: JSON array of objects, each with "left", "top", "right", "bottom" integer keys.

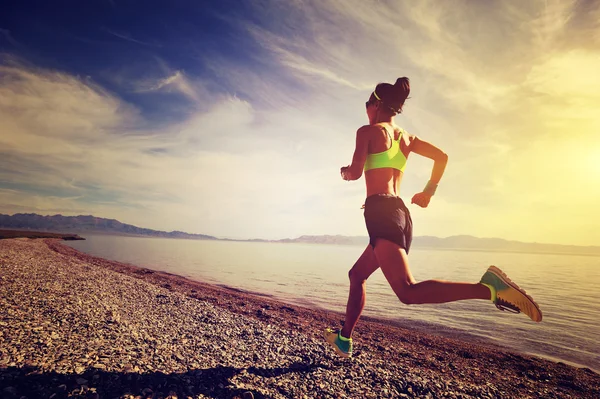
[
  {"left": 341, "top": 126, "right": 371, "bottom": 181},
  {"left": 409, "top": 136, "right": 448, "bottom": 207}
]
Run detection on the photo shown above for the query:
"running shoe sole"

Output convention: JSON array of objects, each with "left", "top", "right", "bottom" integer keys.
[
  {"left": 488, "top": 265, "right": 543, "bottom": 322},
  {"left": 324, "top": 329, "right": 352, "bottom": 358}
]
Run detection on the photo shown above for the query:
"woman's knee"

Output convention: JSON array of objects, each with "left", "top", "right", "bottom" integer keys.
[
  {"left": 395, "top": 284, "right": 417, "bottom": 305},
  {"left": 348, "top": 268, "right": 367, "bottom": 284}
]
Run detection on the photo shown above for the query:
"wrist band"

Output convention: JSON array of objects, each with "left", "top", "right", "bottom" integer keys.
[{"left": 424, "top": 180, "right": 438, "bottom": 196}]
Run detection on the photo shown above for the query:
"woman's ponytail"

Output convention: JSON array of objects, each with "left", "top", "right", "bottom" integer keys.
[{"left": 393, "top": 77, "right": 410, "bottom": 103}]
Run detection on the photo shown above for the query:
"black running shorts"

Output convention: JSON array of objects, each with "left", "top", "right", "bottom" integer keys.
[{"left": 363, "top": 194, "right": 413, "bottom": 253}]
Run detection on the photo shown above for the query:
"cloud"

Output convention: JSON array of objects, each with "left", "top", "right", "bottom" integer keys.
[
  {"left": 0, "top": 28, "right": 20, "bottom": 47},
  {"left": 0, "top": 61, "right": 352, "bottom": 238},
  {"left": 134, "top": 70, "right": 204, "bottom": 104},
  {"left": 102, "top": 27, "right": 159, "bottom": 47},
  {"left": 0, "top": 63, "right": 139, "bottom": 140}
]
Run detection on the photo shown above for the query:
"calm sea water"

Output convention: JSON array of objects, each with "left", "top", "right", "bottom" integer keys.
[{"left": 65, "top": 235, "right": 600, "bottom": 372}]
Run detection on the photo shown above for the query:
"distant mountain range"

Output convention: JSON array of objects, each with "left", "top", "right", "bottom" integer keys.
[
  {"left": 0, "top": 213, "right": 217, "bottom": 240},
  {"left": 2, "top": 213, "right": 599, "bottom": 256},
  {"left": 277, "top": 234, "right": 600, "bottom": 256}
]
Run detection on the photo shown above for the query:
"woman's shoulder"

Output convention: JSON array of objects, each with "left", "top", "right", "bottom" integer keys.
[
  {"left": 391, "top": 125, "right": 418, "bottom": 148},
  {"left": 391, "top": 124, "right": 415, "bottom": 138},
  {"left": 357, "top": 123, "right": 414, "bottom": 139},
  {"left": 356, "top": 124, "right": 385, "bottom": 135}
]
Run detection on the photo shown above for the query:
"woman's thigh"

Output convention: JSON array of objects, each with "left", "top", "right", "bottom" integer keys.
[
  {"left": 349, "top": 245, "right": 380, "bottom": 281},
  {"left": 373, "top": 238, "right": 416, "bottom": 295}
]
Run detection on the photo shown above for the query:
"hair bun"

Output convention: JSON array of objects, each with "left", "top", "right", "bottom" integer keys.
[
  {"left": 394, "top": 77, "right": 409, "bottom": 87},
  {"left": 392, "top": 77, "right": 410, "bottom": 103}
]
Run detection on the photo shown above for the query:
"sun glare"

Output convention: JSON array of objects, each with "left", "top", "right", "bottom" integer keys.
[{"left": 586, "top": 149, "right": 600, "bottom": 178}]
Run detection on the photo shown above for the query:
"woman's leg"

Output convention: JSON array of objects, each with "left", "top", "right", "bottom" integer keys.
[
  {"left": 340, "top": 245, "right": 379, "bottom": 338},
  {"left": 373, "top": 239, "right": 490, "bottom": 304}
]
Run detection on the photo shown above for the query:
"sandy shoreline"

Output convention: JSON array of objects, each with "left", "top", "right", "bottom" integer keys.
[{"left": 0, "top": 238, "right": 598, "bottom": 399}]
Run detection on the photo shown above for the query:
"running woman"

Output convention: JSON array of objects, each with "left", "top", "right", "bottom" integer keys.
[{"left": 325, "top": 77, "right": 542, "bottom": 358}]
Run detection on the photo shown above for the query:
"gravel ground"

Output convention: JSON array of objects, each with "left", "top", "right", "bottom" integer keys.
[{"left": 0, "top": 238, "right": 598, "bottom": 399}]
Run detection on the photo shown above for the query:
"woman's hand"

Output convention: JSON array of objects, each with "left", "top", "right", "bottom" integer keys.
[
  {"left": 340, "top": 166, "right": 351, "bottom": 181},
  {"left": 411, "top": 192, "right": 432, "bottom": 208}
]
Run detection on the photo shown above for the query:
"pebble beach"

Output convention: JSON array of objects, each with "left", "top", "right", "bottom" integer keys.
[{"left": 1, "top": 238, "right": 598, "bottom": 399}]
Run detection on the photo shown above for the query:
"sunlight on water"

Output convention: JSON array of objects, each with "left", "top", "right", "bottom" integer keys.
[{"left": 66, "top": 235, "right": 600, "bottom": 372}]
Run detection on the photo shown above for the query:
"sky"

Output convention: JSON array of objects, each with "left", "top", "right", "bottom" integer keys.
[{"left": 1, "top": 0, "right": 599, "bottom": 245}]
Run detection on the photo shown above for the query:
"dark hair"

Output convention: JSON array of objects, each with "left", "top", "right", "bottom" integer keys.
[{"left": 369, "top": 77, "right": 410, "bottom": 114}]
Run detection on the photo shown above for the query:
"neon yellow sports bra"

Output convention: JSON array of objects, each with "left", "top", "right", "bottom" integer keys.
[{"left": 364, "top": 125, "right": 408, "bottom": 172}]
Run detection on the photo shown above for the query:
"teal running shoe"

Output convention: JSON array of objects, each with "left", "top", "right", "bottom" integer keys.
[
  {"left": 480, "top": 265, "right": 543, "bottom": 322},
  {"left": 324, "top": 328, "right": 352, "bottom": 358}
]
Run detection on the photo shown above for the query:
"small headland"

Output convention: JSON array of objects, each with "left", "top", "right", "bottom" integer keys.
[{"left": 0, "top": 229, "right": 84, "bottom": 240}]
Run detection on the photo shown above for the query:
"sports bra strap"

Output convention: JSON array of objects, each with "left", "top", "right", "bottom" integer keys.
[
  {"left": 381, "top": 125, "right": 393, "bottom": 142},
  {"left": 382, "top": 124, "right": 403, "bottom": 144}
]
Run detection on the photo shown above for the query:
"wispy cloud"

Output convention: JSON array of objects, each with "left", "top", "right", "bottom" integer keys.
[
  {"left": 0, "top": 28, "right": 20, "bottom": 47},
  {"left": 102, "top": 27, "right": 160, "bottom": 47},
  {"left": 0, "top": 61, "right": 346, "bottom": 238},
  {"left": 134, "top": 69, "right": 204, "bottom": 104}
]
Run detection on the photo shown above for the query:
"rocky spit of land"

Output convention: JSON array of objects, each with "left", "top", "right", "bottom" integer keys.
[
  {"left": 0, "top": 239, "right": 598, "bottom": 399},
  {"left": 0, "top": 230, "right": 84, "bottom": 240}
]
